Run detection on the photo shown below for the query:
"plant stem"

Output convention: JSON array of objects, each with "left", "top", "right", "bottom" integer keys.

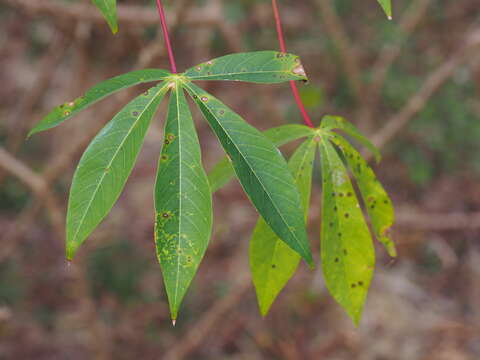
[
  {"left": 155, "top": 0, "right": 177, "bottom": 74},
  {"left": 271, "top": 0, "right": 315, "bottom": 128}
]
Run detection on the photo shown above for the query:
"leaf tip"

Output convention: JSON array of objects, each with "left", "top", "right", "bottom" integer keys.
[{"left": 171, "top": 319, "right": 177, "bottom": 327}]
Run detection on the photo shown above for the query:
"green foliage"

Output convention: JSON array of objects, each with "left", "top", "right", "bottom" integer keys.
[
  {"left": 184, "top": 51, "right": 306, "bottom": 83},
  {"left": 184, "top": 82, "right": 313, "bottom": 267},
  {"left": 66, "top": 82, "right": 170, "bottom": 260},
  {"left": 376, "top": 0, "right": 392, "bottom": 19},
  {"left": 91, "top": 0, "right": 118, "bottom": 34},
  {"left": 154, "top": 84, "right": 212, "bottom": 320},
  {"left": 31, "top": 51, "right": 312, "bottom": 320},
  {"left": 250, "top": 138, "right": 316, "bottom": 315},
  {"left": 29, "top": 69, "right": 170, "bottom": 136}
]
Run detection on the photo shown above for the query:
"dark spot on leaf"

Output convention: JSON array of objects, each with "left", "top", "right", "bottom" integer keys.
[
  {"left": 132, "top": 111, "right": 139, "bottom": 116},
  {"left": 338, "top": 232, "right": 342, "bottom": 237},
  {"left": 329, "top": 222, "right": 333, "bottom": 227},
  {"left": 351, "top": 283, "right": 356, "bottom": 288},
  {"left": 358, "top": 281, "right": 364, "bottom": 286},
  {"left": 371, "top": 205, "right": 375, "bottom": 209},
  {"left": 384, "top": 200, "right": 389, "bottom": 204},
  {"left": 187, "top": 256, "right": 192, "bottom": 263},
  {"left": 162, "top": 213, "right": 170, "bottom": 218},
  {"left": 367, "top": 196, "right": 375, "bottom": 203},
  {"left": 344, "top": 213, "right": 349, "bottom": 218},
  {"left": 164, "top": 139, "right": 170, "bottom": 145},
  {"left": 332, "top": 192, "right": 336, "bottom": 197},
  {"left": 347, "top": 192, "right": 352, "bottom": 197},
  {"left": 339, "top": 192, "right": 344, "bottom": 197},
  {"left": 343, "top": 249, "right": 347, "bottom": 255},
  {"left": 161, "top": 154, "right": 168, "bottom": 161},
  {"left": 271, "top": 264, "right": 276, "bottom": 269},
  {"left": 335, "top": 257, "right": 339, "bottom": 263},
  {"left": 334, "top": 206, "right": 338, "bottom": 212}
]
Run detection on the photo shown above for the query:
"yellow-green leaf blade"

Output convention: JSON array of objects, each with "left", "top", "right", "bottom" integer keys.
[
  {"left": 29, "top": 69, "right": 171, "bottom": 136},
  {"left": 377, "top": 0, "right": 392, "bottom": 19},
  {"left": 208, "top": 124, "right": 314, "bottom": 192},
  {"left": 320, "top": 115, "right": 381, "bottom": 162},
  {"left": 251, "top": 138, "right": 316, "bottom": 316},
  {"left": 319, "top": 136, "right": 375, "bottom": 326},
  {"left": 66, "top": 82, "right": 169, "bottom": 259},
  {"left": 184, "top": 51, "right": 308, "bottom": 83},
  {"left": 185, "top": 82, "right": 313, "bottom": 266},
  {"left": 92, "top": 0, "right": 118, "bottom": 33},
  {"left": 155, "top": 84, "right": 212, "bottom": 321},
  {"left": 330, "top": 134, "right": 396, "bottom": 257}
]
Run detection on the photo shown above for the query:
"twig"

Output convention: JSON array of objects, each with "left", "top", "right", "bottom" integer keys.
[
  {"left": 316, "top": 0, "right": 362, "bottom": 101},
  {"left": 369, "top": 27, "right": 480, "bottom": 154}
]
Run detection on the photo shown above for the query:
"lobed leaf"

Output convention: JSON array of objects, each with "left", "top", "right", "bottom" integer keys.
[
  {"left": 208, "top": 124, "right": 314, "bottom": 192},
  {"left": 184, "top": 82, "right": 313, "bottom": 266},
  {"left": 320, "top": 115, "right": 381, "bottom": 162},
  {"left": 329, "top": 134, "right": 396, "bottom": 257},
  {"left": 154, "top": 83, "right": 212, "bottom": 321},
  {"left": 29, "top": 69, "right": 171, "bottom": 136},
  {"left": 92, "top": 0, "right": 118, "bottom": 34},
  {"left": 66, "top": 82, "right": 170, "bottom": 260},
  {"left": 251, "top": 137, "right": 316, "bottom": 316},
  {"left": 319, "top": 136, "right": 375, "bottom": 326},
  {"left": 184, "top": 51, "right": 308, "bottom": 83},
  {"left": 377, "top": 0, "right": 392, "bottom": 19}
]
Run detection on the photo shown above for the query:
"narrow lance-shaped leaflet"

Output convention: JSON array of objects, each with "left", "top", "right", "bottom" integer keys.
[
  {"left": 154, "top": 82, "right": 213, "bottom": 321},
  {"left": 91, "top": 0, "right": 118, "bottom": 33},
  {"left": 319, "top": 135, "right": 375, "bottom": 326},
  {"left": 184, "top": 82, "right": 313, "bottom": 266},
  {"left": 184, "top": 51, "right": 307, "bottom": 83},
  {"left": 251, "top": 137, "right": 316, "bottom": 315},
  {"left": 29, "top": 69, "right": 170, "bottom": 136},
  {"left": 66, "top": 82, "right": 170, "bottom": 259}
]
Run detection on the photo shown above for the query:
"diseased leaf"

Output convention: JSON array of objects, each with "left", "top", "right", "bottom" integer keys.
[
  {"left": 329, "top": 134, "right": 396, "bottom": 257},
  {"left": 319, "top": 136, "right": 375, "bottom": 326},
  {"left": 251, "top": 137, "right": 316, "bottom": 316},
  {"left": 377, "top": 0, "right": 392, "bottom": 19},
  {"left": 184, "top": 82, "right": 313, "bottom": 266},
  {"left": 66, "top": 82, "right": 170, "bottom": 259},
  {"left": 154, "top": 83, "right": 212, "bottom": 321},
  {"left": 184, "top": 51, "right": 307, "bottom": 83},
  {"left": 320, "top": 115, "right": 381, "bottom": 162},
  {"left": 208, "top": 124, "right": 314, "bottom": 192},
  {"left": 29, "top": 69, "right": 170, "bottom": 136},
  {"left": 92, "top": 0, "right": 118, "bottom": 34}
]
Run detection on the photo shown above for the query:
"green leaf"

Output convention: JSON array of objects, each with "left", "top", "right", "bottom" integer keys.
[
  {"left": 29, "top": 69, "right": 171, "bottom": 136},
  {"left": 251, "top": 137, "right": 316, "bottom": 316},
  {"left": 66, "top": 82, "right": 170, "bottom": 260},
  {"left": 208, "top": 124, "right": 314, "bottom": 192},
  {"left": 320, "top": 115, "right": 381, "bottom": 162},
  {"left": 184, "top": 82, "right": 313, "bottom": 266},
  {"left": 154, "top": 83, "right": 212, "bottom": 321},
  {"left": 329, "top": 134, "right": 396, "bottom": 257},
  {"left": 377, "top": 0, "right": 392, "bottom": 19},
  {"left": 92, "top": 0, "right": 118, "bottom": 34},
  {"left": 184, "top": 51, "right": 308, "bottom": 83},
  {"left": 319, "top": 136, "right": 375, "bottom": 326}
]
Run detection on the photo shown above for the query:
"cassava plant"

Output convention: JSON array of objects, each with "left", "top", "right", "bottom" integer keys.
[{"left": 29, "top": 0, "right": 395, "bottom": 326}]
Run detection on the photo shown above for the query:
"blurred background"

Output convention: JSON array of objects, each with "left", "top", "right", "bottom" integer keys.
[{"left": 1, "top": 0, "right": 480, "bottom": 359}]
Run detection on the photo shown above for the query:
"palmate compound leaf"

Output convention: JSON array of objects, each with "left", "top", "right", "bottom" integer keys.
[
  {"left": 328, "top": 134, "right": 396, "bottom": 257},
  {"left": 208, "top": 124, "right": 315, "bottom": 192},
  {"left": 184, "top": 81, "right": 313, "bottom": 266},
  {"left": 154, "top": 82, "right": 212, "bottom": 321},
  {"left": 250, "top": 137, "right": 316, "bottom": 316},
  {"left": 377, "top": 0, "right": 392, "bottom": 19},
  {"left": 92, "top": 0, "right": 118, "bottom": 34},
  {"left": 319, "top": 135, "right": 375, "bottom": 326},
  {"left": 184, "top": 51, "right": 307, "bottom": 83},
  {"left": 66, "top": 82, "right": 170, "bottom": 259},
  {"left": 28, "top": 69, "right": 171, "bottom": 136},
  {"left": 320, "top": 115, "right": 381, "bottom": 163}
]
